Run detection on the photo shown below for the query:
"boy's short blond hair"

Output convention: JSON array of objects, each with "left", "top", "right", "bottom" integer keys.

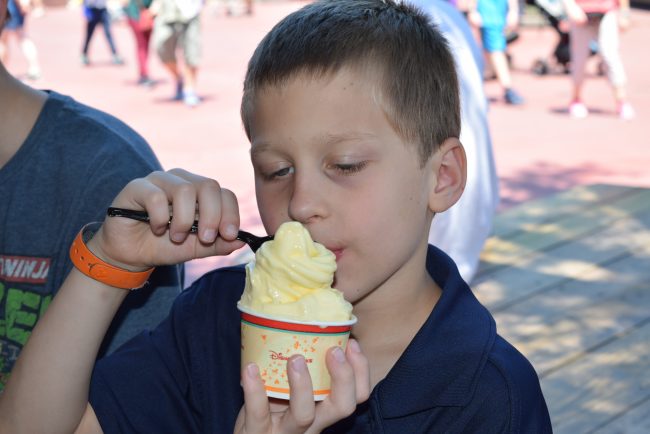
[{"left": 241, "top": 0, "right": 460, "bottom": 164}]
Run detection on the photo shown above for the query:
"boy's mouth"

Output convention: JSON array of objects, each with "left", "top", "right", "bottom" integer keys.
[{"left": 330, "top": 248, "right": 344, "bottom": 261}]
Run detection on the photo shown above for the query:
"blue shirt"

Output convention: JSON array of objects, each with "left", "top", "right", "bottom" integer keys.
[
  {"left": 477, "top": 0, "right": 509, "bottom": 28},
  {"left": 0, "top": 91, "right": 181, "bottom": 391},
  {"left": 90, "top": 246, "right": 551, "bottom": 432}
]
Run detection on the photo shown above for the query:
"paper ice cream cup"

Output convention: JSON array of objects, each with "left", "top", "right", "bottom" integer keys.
[{"left": 238, "top": 303, "right": 357, "bottom": 401}]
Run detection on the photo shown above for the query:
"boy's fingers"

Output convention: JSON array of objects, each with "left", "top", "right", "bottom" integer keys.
[
  {"left": 153, "top": 169, "right": 241, "bottom": 246},
  {"left": 346, "top": 339, "right": 371, "bottom": 402},
  {"left": 280, "top": 355, "right": 316, "bottom": 433},
  {"left": 145, "top": 170, "right": 198, "bottom": 243},
  {"left": 177, "top": 173, "right": 226, "bottom": 244},
  {"left": 240, "top": 363, "right": 272, "bottom": 433},
  {"left": 113, "top": 177, "right": 170, "bottom": 236},
  {"left": 311, "top": 347, "right": 357, "bottom": 430},
  {"left": 217, "top": 188, "right": 241, "bottom": 241}
]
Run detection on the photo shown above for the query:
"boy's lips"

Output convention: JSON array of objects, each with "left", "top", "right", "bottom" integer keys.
[{"left": 329, "top": 247, "right": 344, "bottom": 261}]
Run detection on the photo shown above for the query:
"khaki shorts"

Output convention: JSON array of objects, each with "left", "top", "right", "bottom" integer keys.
[{"left": 154, "top": 16, "right": 201, "bottom": 67}]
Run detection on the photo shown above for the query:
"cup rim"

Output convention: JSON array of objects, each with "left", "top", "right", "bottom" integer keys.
[{"left": 237, "top": 302, "right": 357, "bottom": 327}]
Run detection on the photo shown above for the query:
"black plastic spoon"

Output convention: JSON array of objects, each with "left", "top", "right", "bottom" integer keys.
[{"left": 106, "top": 207, "right": 273, "bottom": 252}]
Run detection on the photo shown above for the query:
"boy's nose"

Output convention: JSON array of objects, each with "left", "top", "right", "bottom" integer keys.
[{"left": 288, "top": 171, "right": 327, "bottom": 224}]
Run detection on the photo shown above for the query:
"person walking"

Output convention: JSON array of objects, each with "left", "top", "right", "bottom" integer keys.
[
  {"left": 81, "top": 0, "right": 124, "bottom": 66},
  {"left": 562, "top": 0, "right": 635, "bottom": 119},
  {"left": 0, "top": 0, "right": 41, "bottom": 80},
  {"left": 152, "top": 0, "right": 203, "bottom": 106},
  {"left": 123, "top": 0, "right": 155, "bottom": 85},
  {"left": 468, "top": 0, "right": 525, "bottom": 105}
]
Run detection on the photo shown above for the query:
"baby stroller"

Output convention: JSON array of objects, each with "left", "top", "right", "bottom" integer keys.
[{"left": 529, "top": 0, "right": 599, "bottom": 75}]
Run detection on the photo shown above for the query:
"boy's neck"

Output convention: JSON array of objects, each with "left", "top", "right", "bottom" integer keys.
[
  {"left": 351, "top": 261, "right": 442, "bottom": 389},
  {"left": 0, "top": 64, "right": 47, "bottom": 169}
]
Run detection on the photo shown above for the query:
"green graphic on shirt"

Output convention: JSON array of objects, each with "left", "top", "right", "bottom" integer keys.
[{"left": 0, "top": 282, "right": 52, "bottom": 392}]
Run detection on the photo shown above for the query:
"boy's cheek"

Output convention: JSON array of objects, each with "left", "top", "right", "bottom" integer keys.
[{"left": 256, "top": 202, "right": 288, "bottom": 235}]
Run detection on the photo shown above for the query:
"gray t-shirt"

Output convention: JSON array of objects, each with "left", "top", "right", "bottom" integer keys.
[{"left": 0, "top": 91, "right": 182, "bottom": 391}]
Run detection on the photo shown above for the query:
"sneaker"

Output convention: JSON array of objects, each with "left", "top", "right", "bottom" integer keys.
[
  {"left": 183, "top": 91, "right": 201, "bottom": 107},
  {"left": 618, "top": 102, "right": 636, "bottom": 121},
  {"left": 174, "top": 80, "right": 184, "bottom": 101},
  {"left": 112, "top": 55, "right": 125, "bottom": 65},
  {"left": 81, "top": 54, "right": 90, "bottom": 66},
  {"left": 569, "top": 101, "right": 588, "bottom": 119},
  {"left": 504, "top": 88, "right": 524, "bottom": 105},
  {"left": 137, "top": 76, "right": 155, "bottom": 87}
]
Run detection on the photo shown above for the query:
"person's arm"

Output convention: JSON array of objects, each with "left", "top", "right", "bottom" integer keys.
[
  {"left": 466, "top": 0, "right": 482, "bottom": 27},
  {"left": 561, "top": 0, "right": 588, "bottom": 23},
  {"left": 0, "top": 269, "right": 129, "bottom": 433},
  {"left": 0, "top": 169, "right": 244, "bottom": 434},
  {"left": 506, "top": 0, "right": 520, "bottom": 31},
  {"left": 618, "top": 0, "right": 631, "bottom": 30}
]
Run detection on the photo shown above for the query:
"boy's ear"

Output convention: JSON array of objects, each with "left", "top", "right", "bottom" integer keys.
[{"left": 428, "top": 137, "right": 467, "bottom": 213}]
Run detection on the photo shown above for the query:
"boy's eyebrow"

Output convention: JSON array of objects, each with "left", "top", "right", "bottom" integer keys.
[
  {"left": 319, "top": 132, "right": 378, "bottom": 147},
  {"left": 251, "top": 132, "right": 377, "bottom": 156}
]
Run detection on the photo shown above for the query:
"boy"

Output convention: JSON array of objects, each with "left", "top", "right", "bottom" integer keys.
[
  {"left": 0, "top": 0, "right": 180, "bottom": 395},
  {"left": 0, "top": 1, "right": 552, "bottom": 432}
]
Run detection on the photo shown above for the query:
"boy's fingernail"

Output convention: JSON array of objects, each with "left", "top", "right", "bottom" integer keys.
[
  {"left": 171, "top": 232, "right": 185, "bottom": 243},
  {"left": 291, "top": 356, "right": 307, "bottom": 373},
  {"left": 348, "top": 339, "right": 361, "bottom": 353},
  {"left": 202, "top": 228, "right": 216, "bottom": 241},
  {"left": 246, "top": 363, "right": 259, "bottom": 379},
  {"left": 333, "top": 347, "right": 346, "bottom": 363},
  {"left": 225, "top": 224, "right": 238, "bottom": 238}
]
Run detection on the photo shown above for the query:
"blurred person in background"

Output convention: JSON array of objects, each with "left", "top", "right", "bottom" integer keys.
[
  {"left": 152, "top": 0, "right": 203, "bottom": 107},
  {"left": 0, "top": 0, "right": 182, "bottom": 391},
  {"left": 413, "top": 0, "right": 500, "bottom": 283},
  {"left": 225, "top": 0, "right": 253, "bottom": 16},
  {"left": 467, "top": 0, "right": 525, "bottom": 105},
  {"left": 0, "top": 0, "right": 41, "bottom": 80},
  {"left": 562, "top": 0, "right": 635, "bottom": 119},
  {"left": 81, "top": 0, "right": 124, "bottom": 66},
  {"left": 123, "top": 0, "right": 156, "bottom": 85}
]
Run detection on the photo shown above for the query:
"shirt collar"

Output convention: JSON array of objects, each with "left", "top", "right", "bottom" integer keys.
[{"left": 375, "top": 245, "right": 496, "bottom": 417}]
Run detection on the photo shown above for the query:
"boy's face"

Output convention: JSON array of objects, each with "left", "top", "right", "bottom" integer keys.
[{"left": 248, "top": 68, "right": 436, "bottom": 303}]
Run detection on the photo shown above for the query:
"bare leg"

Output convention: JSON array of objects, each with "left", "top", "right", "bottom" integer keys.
[
  {"left": 163, "top": 61, "right": 184, "bottom": 100},
  {"left": 182, "top": 64, "right": 200, "bottom": 106},
  {"left": 16, "top": 30, "right": 41, "bottom": 78},
  {"left": 488, "top": 50, "right": 523, "bottom": 104},
  {"left": 489, "top": 51, "right": 512, "bottom": 89}
]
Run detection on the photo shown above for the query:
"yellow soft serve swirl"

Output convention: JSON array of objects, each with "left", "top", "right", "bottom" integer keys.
[{"left": 239, "top": 222, "right": 352, "bottom": 322}]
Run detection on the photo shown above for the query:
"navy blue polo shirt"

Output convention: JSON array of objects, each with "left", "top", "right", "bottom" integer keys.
[{"left": 89, "top": 246, "right": 551, "bottom": 433}]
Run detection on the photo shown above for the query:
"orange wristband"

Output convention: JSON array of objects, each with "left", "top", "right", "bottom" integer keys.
[{"left": 69, "top": 223, "right": 154, "bottom": 290}]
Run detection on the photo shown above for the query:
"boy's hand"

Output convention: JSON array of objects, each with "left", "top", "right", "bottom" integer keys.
[
  {"left": 88, "top": 169, "right": 245, "bottom": 271},
  {"left": 234, "top": 340, "right": 370, "bottom": 434}
]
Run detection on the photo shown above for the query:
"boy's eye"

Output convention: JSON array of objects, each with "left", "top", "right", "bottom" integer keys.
[
  {"left": 331, "top": 161, "right": 368, "bottom": 175},
  {"left": 261, "top": 166, "right": 294, "bottom": 181}
]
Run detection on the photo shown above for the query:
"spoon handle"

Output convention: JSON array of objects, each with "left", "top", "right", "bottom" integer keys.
[{"left": 106, "top": 207, "right": 272, "bottom": 252}]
